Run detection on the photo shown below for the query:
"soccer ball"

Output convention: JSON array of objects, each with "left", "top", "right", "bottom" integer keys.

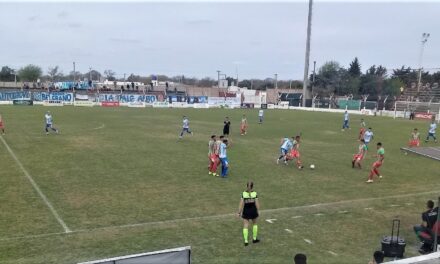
[{"left": 310, "top": 164, "right": 315, "bottom": 170}]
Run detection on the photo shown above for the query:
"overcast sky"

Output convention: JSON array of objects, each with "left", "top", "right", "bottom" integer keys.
[{"left": 0, "top": 1, "right": 439, "bottom": 80}]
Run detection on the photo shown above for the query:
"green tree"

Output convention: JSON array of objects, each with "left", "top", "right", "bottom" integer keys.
[
  {"left": 383, "top": 78, "right": 404, "bottom": 96},
  {"left": 314, "top": 61, "right": 347, "bottom": 95},
  {"left": 18, "top": 64, "right": 42, "bottom": 82},
  {"left": 238, "top": 79, "right": 252, "bottom": 89},
  {"left": 348, "top": 57, "right": 361, "bottom": 77},
  {"left": 0, "top": 66, "right": 16, "bottom": 82}
]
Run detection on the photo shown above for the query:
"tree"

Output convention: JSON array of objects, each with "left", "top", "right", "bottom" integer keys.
[
  {"left": 314, "top": 61, "right": 346, "bottom": 95},
  {"left": 88, "top": 70, "right": 101, "bottom": 81},
  {"left": 348, "top": 57, "right": 361, "bottom": 77},
  {"left": 238, "top": 79, "right": 252, "bottom": 89},
  {"left": 18, "top": 64, "right": 42, "bottom": 82},
  {"left": 198, "top": 77, "right": 216, "bottom": 87},
  {"left": 0, "top": 66, "right": 16, "bottom": 82},
  {"left": 383, "top": 78, "right": 404, "bottom": 96},
  {"left": 47, "top": 66, "right": 63, "bottom": 82},
  {"left": 127, "top": 74, "right": 142, "bottom": 82},
  {"left": 104, "top": 69, "right": 116, "bottom": 81}
]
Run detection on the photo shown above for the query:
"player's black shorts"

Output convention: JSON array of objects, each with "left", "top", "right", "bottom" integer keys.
[{"left": 242, "top": 207, "right": 258, "bottom": 220}]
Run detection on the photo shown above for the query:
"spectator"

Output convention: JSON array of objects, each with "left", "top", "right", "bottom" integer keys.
[
  {"left": 414, "top": 200, "right": 439, "bottom": 254},
  {"left": 294, "top": 253, "right": 307, "bottom": 264},
  {"left": 368, "top": 251, "right": 384, "bottom": 264},
  {"left": 400, "top": 86, "right": 404, "bottom": 95}
]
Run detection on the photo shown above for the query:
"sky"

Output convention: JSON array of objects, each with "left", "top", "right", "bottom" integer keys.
[{"left": 0, "top": 1, "right": 439, "bottom": 80}]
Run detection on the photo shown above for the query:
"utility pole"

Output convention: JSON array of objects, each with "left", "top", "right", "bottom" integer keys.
[
  {"left": 275, "top": 73, "right": 278, "bottom": 104},
  {"left": 217, "top": 70, "right": 221, "bottom": 88},
  {"left": 73, "top": 61, "right": 76, "bottom": 92},
  {"left": 89, "top": 67, "right": 92, "bottom": 81},
  {"left": 417, "top": 33, "right": 430, "bottom": 93},
  {"left": 312, "top": 60, "right": 316, "bottom": 95},
  {"left": 302, "top": 0, "right": 313, "bottom": 107},
  {"left": 236, "top": 65, "right": 239, "bottom": 87}
]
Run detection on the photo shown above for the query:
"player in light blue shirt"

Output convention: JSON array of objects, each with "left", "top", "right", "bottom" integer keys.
[
  {"left": 342, "top": 111, "right": 349, "bottom": 130},
  {"left": 425, "top": 120, "right": 437, "bottom": 143},
  {"left": 44, "top": 111, "right": 59, "bottom": 135},
  {"left": 363, "top": 127, "right": 374, "bottom": 149},
  {"left": 277, "top": 137, "right": 293, "bottom": 164},
  {"left": 179, "top": 116, "right": 193, "bottom": 139},
  {"left": 219, "top": 139, "right": 230, "bottom": 177}
]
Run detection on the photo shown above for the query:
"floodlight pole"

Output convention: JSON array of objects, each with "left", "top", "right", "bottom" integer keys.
[
  {"left": 217, "top": 70, "right": 221, "bottom": 88},
  {"left": 73, "top": 61, "right": 76, "bottom": 92},
  {"left": 275, "top": 73, "right": 278, "bottom": 104},
  {"left": 417, "top": 33, "right": 430, "bottom": 93},
  {"left": 302, "top": 0, "right": 313, "bottom": 107}
]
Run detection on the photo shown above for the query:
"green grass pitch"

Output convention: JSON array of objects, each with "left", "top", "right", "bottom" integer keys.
[{"left": 0, "top": 106, "right": 439, "bottom": 264}]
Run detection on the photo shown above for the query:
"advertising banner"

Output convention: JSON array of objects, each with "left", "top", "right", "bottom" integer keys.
[
  {"left": 13, "top": 99, "right": 33, "bottom": 106},
  {"left": 75, "top": 94, "right": 89, "bottom": 100},
  {"left": 127, "top": 102, "right": 146, "bottom": 108},
  {"left": 101, "top": 101, "right": 120, "bottom": 107},
  {"left": 187, "top": 96, "right": 208, "bottom": 104},
  {"left": 33, "top": 92, "right": 74, "bottom": 103},
  {"left": 415, "top": 112, "right": 434, "bottom": 120},
  {"left": 74, "top": 101, "right": 94, "bottom": 107},
  {"left": 171, "top": 102, "right": 190, "bottom": 108},
  {"left": 0, "top": 91, "right": 30, "bottom": 101},
  {"left": 208, "top": 97, "right": 241, "bottom": 107},
  {"left": 152, "top": 101, "right": 170, "bottom": 108},
  {"left": 98, "top": 94, "right": 157, "bottom": 103}
]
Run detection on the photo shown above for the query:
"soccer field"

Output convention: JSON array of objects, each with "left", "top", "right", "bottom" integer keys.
[{"left": 0, "top": 106, "right": 439, "bottom": 264}]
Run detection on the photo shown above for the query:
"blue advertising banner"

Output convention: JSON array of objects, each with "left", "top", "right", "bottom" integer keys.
[
  {"left": 98, "top": 94, "right": 157, "bottom": 103},
  {"left": 187, "top": 96, "right": 208, "bottom": 104},
  {"left": 0, "top": 91, "right": 30, "bottom": 101},
  {"left": 33, "top": 92, "right": 74, "bottom": 102},
  {"left": 55, "top": 81, "right": 91, "bottom": 90}
]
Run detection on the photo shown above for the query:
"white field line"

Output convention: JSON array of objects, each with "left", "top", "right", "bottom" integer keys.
[
  {"left": 0, "top": 136, "right": 71, "bottom": 233},
  {"left": 265, "top": 219, "right": 277, "bottom": 224},
  {"left": 304, "top": 239, "right": 313, "bottom": 244},
  {"left": 1, "top": 189, "right": 439, "bottom": 242},
  {"left": 327, "top": 251, "right": 338, "bottom": 256},
  {"left": 291, "top": 215, "right": 304, "bottom": 219},
  {"left": 284, "top": 229, "right": 293, "bottom": 233},
  {"left": 92, "top": 124, "right": 105, "bottom": 130}
]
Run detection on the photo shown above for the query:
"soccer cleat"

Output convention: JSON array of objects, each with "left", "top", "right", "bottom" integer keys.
[
  {"left": 244, "top": 242, "right": 249, "bottom": 246},
  {"left": 379, "top": 175, "right": 383, "bottom": 179},
  {"left": 284, "top": 161, "right": 288, "bottom": 165},
  {"left": 209, "top": 172, "right": 212, "bottom": 175},
  {"left": 252, "top": 239, "right": 260, "bottom": 244},
  {"left": 366, "top": 179, "right": 373, "bottom": 183}
]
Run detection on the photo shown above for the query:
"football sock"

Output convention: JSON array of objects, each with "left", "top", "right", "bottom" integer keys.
[
  {"left": 243, "top": 228, "right": 248, "bottom": 243},
  {"left": 252, "top": 225, "right": 258, "bottom": 240}
]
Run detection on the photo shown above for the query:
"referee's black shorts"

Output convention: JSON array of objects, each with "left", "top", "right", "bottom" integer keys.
[{"left": 242, "top": 207, "right": 258, "bottom": 220}]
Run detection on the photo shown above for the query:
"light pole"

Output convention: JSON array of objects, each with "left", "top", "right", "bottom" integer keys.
[
  {"left": 312, "top": 60, "right": 316, "bottom": 95},
  {"left": 417, "top": 33, "right": 430, "bottom": 93},
  {"left": 217, "top": 70, "right": 221, "bottom": 88},
  {"left": 89, "top": 67, "right": 92, "bottom": 82},
  {"left": 302, "top": 0, "right": 313, "bottom": 107},
  {"left": 274, "top": 73, "right": 278, "bottom": 104},
  {"left": 73, "top": 62, "right": 76, "bottom": 92}
]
